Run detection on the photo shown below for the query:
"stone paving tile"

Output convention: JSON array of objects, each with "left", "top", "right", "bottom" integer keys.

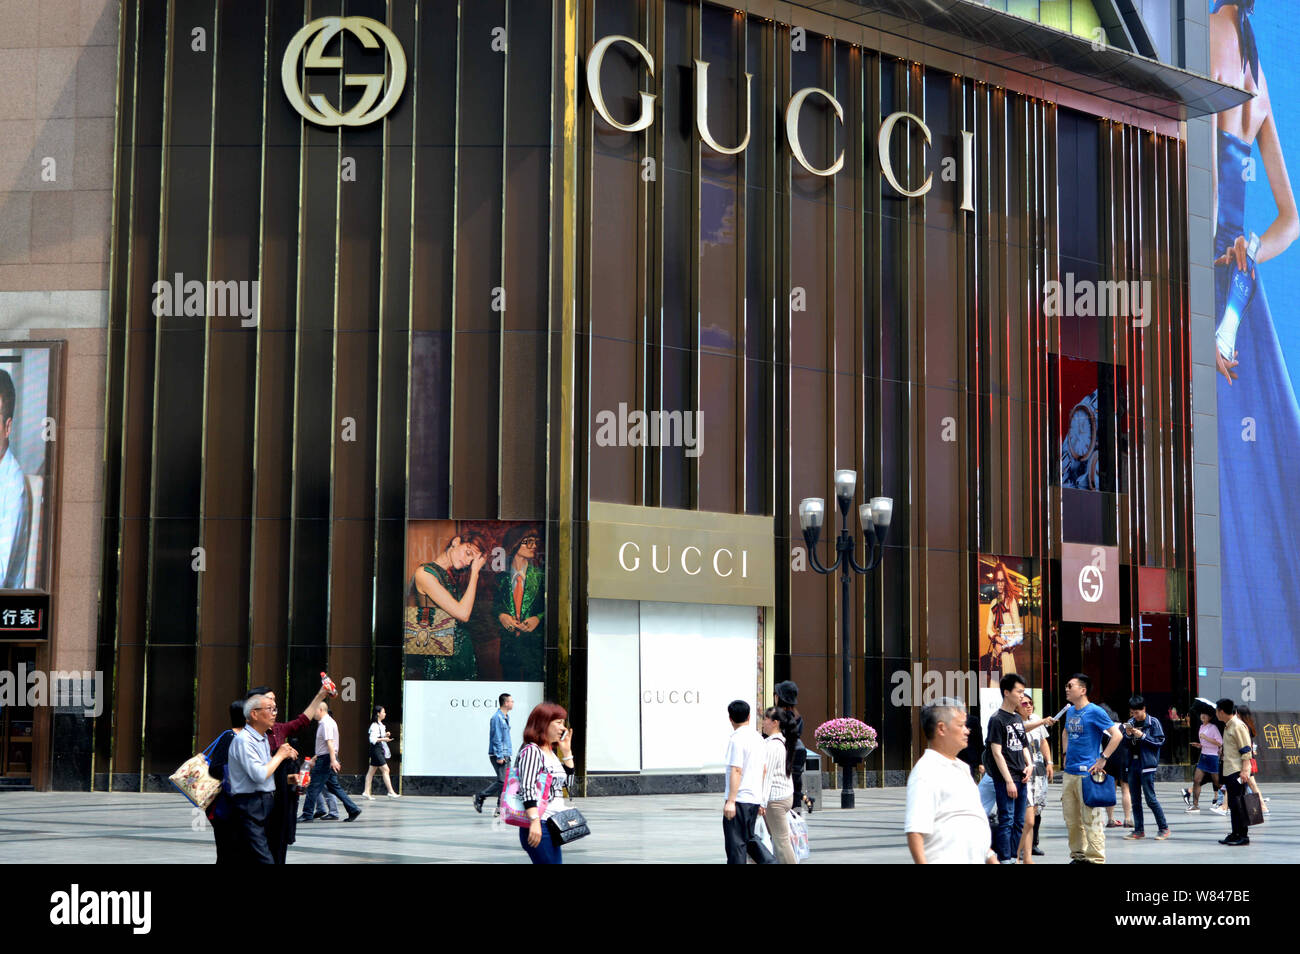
[{"left": 0, "top": 782, "right": 1295, "bottom": 864}]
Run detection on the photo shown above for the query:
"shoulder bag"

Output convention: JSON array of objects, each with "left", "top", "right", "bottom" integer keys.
[
  {"left": 169, "top": 733, "right": 227, "bottom": 810},
  {"left": 499, "top": 743, "right": 552, "bottom": 827}
]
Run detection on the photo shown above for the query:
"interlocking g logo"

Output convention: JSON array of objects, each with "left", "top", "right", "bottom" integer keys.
[{"left": 281, "top": 16, "right": 406, "bottom": 127}]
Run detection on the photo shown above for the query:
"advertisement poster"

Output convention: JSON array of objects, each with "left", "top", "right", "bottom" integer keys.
[
  {"left": 1058, "top": 357, "right": 1124, "bottom": 492},
  {"left": 1210, "top": 1, "right": 1300, "bottom": 672},
  {"left": 402, "top": 519, "right": 546, "bottom": 775},
  {"left": 0, "top": 344, "right": 59, "bottom": 593},
  {"left": 976, "top": 554, "right": 1041, "bottom": 682},
  {"left": 1256, "top": 713, "right": 1300, "bottom": 780}
]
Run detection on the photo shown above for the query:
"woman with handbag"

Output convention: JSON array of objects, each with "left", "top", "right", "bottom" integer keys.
[
  {"left": 363, "top": 705, "right": 399, "bottom": 799},
  {"left": 760, "top": 707, "right": 799, "bottom": 864},
  {"left": 516, "top": 701, "right": 578, "bottom": 864},
  {"left": 404, "top": 532, "right": 487, "bottom": 681}
]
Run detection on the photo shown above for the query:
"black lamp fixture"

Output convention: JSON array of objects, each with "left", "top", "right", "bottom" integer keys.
[{"left": 798, "top": 469, "right": 893, "bottom": 808}]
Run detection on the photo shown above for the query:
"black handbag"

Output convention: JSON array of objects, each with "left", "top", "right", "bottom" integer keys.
[{"left": 546, "top": 808, "right": 591, "bottom": 846}]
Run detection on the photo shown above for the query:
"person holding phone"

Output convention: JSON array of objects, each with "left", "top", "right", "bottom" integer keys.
[{"left": 515, "top": 702, "right": 575, "bottom": 864}]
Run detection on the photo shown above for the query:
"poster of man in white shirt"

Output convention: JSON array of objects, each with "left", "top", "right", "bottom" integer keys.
[
  {"left": 0, "top": 368, "right": 31, "bottom": 590},
  {"left": 0, "top": 345, "right": 56, "bottom": 593}
]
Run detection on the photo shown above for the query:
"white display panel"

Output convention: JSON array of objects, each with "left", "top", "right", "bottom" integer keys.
[
  {"left": 402, "top": 681, "right": 544, "bottom": 776},
  {"left": 637, "top": 601, "right": 759, "bottom": 773},
  {"left": 585, "top": 599, "right": 642, "bottom": 771}
]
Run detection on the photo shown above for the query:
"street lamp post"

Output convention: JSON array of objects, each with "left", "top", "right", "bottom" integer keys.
[{"left": 798, "top": 469, "right": 893, "bottom": 809}]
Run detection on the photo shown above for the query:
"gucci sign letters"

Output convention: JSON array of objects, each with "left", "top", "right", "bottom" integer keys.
[
  {"left": 588, "top": 503, "right": 775, "bottom": 607},
  {"left": 587, "top": 34, "right": 974, "bottom": 208}
]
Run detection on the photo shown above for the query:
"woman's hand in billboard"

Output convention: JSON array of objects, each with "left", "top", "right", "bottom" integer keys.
[
  {"left": 1216, "top": 347, "right": 1240, "bottom": 384},
  {"left": 470, "top": 551, "right": 487, "bottom": 575},
  {"left": 498, "top": 612, "right": 520, "bottom": 632},
  {"left": 1214, "top": 235, "right": 1255, "bottom": 275},
  {"left": 519, "top": 616, "right": 540, "bottom": 633}
]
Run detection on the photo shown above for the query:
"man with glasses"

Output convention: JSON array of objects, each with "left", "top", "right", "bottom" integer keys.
[
  {"left": 228, "top": 693, "right": 300, "bottom": 863},
  {"left": 245, "top": 681, "right": 334, "bottom": 863}
]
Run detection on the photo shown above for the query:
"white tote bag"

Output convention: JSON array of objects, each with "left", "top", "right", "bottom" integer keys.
[{"left": 787, "top": 810, "right": 811, "bottom": 862}]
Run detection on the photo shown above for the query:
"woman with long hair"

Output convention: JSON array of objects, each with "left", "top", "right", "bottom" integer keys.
[
  {"left": 405, "top": 531, "right": 487, "bottom": 680},
  {"left": 1211, "top": 2, "right": 1300, "bottom": 672},
  {"left": 774, "top": 680, "right": 812, "bottom": 813},
  {"left": 982, "top": 562, "right": 1022, "bottom": 677},
  {"left": 515, "top": 701, "right": 575, "bottom": 864},
  {"left": 761, "top": 707, "right": 800, "bottom": 864},
  {"left": 363, "top": 705, "right": 399, "bottom": 799}
]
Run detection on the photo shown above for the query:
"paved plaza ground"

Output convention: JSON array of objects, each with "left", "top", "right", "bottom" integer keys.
[{"left": 1, "top": 781, "right": 1295, "bottom": 864}]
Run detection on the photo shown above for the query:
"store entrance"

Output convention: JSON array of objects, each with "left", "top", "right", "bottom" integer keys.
[{"left": 1, "top": 645, "right": 37, "bottom": 779}]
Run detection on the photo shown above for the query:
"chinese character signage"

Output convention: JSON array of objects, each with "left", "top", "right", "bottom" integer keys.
[
  {"left": 0, "top": 592, "right": 50, "bottom": 641},
  {"left": 1257, "top": 712, "right": 1300, "bottom": 780}
]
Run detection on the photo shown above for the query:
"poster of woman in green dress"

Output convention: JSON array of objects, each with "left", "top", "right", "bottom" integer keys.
[{"left": 404, "top": 520, "right": 547, "bottom": 682}]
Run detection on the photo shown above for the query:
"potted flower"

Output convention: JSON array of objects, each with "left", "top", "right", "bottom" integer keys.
[
  {"left": 813, "top": 718, "right": 878, "bottom": 808},
  {"left": 813, "top": 718, "right": 879, "bottom": 765}
]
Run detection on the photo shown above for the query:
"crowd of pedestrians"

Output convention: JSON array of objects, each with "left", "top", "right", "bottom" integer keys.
[{"left": 905, "top": 674, "right": 1267, "bottom": 863}]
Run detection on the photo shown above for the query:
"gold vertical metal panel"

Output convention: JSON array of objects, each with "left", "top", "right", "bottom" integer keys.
[
  {"left": 247, "top": 0, "right": 275, "bottom": 695},
  {"left": 193, "top": 0, "right": 222, "bottom": 760},
  {"left": 446, "top": 0, "right": 463, "bottom": 515},
  {"left": 101, "top": 0, "right": 140, "bottom": 788},
  {"left": 139, "top": 0, "right": 179, "bottom": 789},
  {"left": 555, "top": 0, "right": 580, "bottom": 713},
  {"left": 496, "top": 0, "right": 510, "bottom": 518}
]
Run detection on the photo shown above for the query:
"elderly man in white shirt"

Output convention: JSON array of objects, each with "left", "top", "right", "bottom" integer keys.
[
  {"left": 0, "top": 370, "right": 30, "bottom": 589},
  {"left": 905, "top": 698, "right": 998, "bottom": 864},
  {"left": 228, "top": 692, "right": 298, "bottom": 863}
]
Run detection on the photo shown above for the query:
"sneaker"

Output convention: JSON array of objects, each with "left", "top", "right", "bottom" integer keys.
[
  {"left": 1031, "top": 846, "right": 1045, "bottom": 856},
  {"left": 473, "top": 794, "right": 484, "bottom": 813},
  {"left": 387, "top": 792, "right": 401, "bottom": 799},
  {"left": 1181, "top": 788, "right": 1192, "bottom": 808},
  {"left": 344, "top": 809, "right": 361, "bottom": 822},
  {"left": 1184, "top": 806, "right": 1200, "bottom": 813},
  {"left": 1156, "top": 830, "right": 1171, "bottom": 840},
  {"left": 1122, "top": 831, "right": 1145, "bottom": 839},
  {"left": 298, "top": 815, "right": 313, "bottom": 823},
  {"left": 324, "top": 813, "right": 340, "bottom": 820},
  {"left": 1218, "top": 835, "right": 1249, "bottom": 846},
  {"left": 1262, "top": 806, "right": 1270, "bottom": 814},
  {"left": 1211, "top": 804, "right": 1229, "bottom": 816},
  {"left": 313, "top": 810, "right": 328, "bottom": 819}
]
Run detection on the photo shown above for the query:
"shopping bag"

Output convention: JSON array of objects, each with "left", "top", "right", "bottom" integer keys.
[
  {"left": 788, "top": 810, "right": 811, "bottom": 861},
  {"left": 1243, "top": 789, "right": 1265, "bottom": 826},
  {"left": 498, "top": 744, "right": 552, "bottom": 827},
  {"left": 754, "top": 814, "right": 774, "bottom": 855},
  {"left": 168, "top": 734, "right": 226, "bottom": 810}
]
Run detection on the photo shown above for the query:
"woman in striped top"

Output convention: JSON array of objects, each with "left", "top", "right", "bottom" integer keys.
[
  {"left": 516, "top": 701, "right": 575, "bottom": 864},
  {"left": 761, "top": 706, "right": 800, "bottom": 864}
]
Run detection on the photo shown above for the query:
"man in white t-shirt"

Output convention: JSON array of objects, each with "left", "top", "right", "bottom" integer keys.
[
  {"left": 300, "top": 701, "right": 361, "bottom": 823},
  {"left": 905, "top": 697, "right": 998, "bottom": 864},
  {"left": 722, "top": 699, "right": 775, "bottom": 864}
]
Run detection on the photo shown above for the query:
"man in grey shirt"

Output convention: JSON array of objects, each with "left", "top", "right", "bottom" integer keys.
[{"left": 228, "top": 692, "right": 298, "bottom": 862}]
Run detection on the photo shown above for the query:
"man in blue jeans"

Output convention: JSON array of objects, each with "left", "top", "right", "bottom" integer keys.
[
  {"left": 474, "top": 693, "right": 513, "bottom": 813},
  {"left": 1122, "top": 695, "right": 1170, "bottom": 840},
  {"left": 982, "top": 673, "right": 1033, "bottom": 863}
]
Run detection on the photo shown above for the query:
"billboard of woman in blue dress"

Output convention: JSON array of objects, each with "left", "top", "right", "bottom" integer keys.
[{"left": 1211, "top": 1, "right": 1300, "bottom": 673}]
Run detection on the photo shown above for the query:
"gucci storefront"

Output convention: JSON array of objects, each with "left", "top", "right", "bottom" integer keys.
[{"left": 78, "top": 0, "right": 1242, "bottom": 793}]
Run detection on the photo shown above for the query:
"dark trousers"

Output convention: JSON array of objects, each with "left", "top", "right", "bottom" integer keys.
[
  {"left": 232, "top": 792, "right": 275, "bottom": 863},
  {"left": 992, "top": 776, "right": 1027, "bottom": 862},
  {"left": 519, "top": 823, "right": 563, "bottom": 864},
  {"left": 211, "top": 816, "right": 239, "bottom": 864},
  {"left": 1225, "top": 774, "right": 1249, "bottom": 839},
  {"left": 478, "top": 757, "right": 509, "bottom": 801},
  {"left": 303, "top": 758, "right": 359, "bottom": 819},
  {"left": 723, "top": 802, "right": 776, "bottom": 864},
  {"left": 1127, "top": 766, "right": 1168, "bottom": 834},
  {"left": 791, "top": 741, "right": 806, "bottom": 807}
]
